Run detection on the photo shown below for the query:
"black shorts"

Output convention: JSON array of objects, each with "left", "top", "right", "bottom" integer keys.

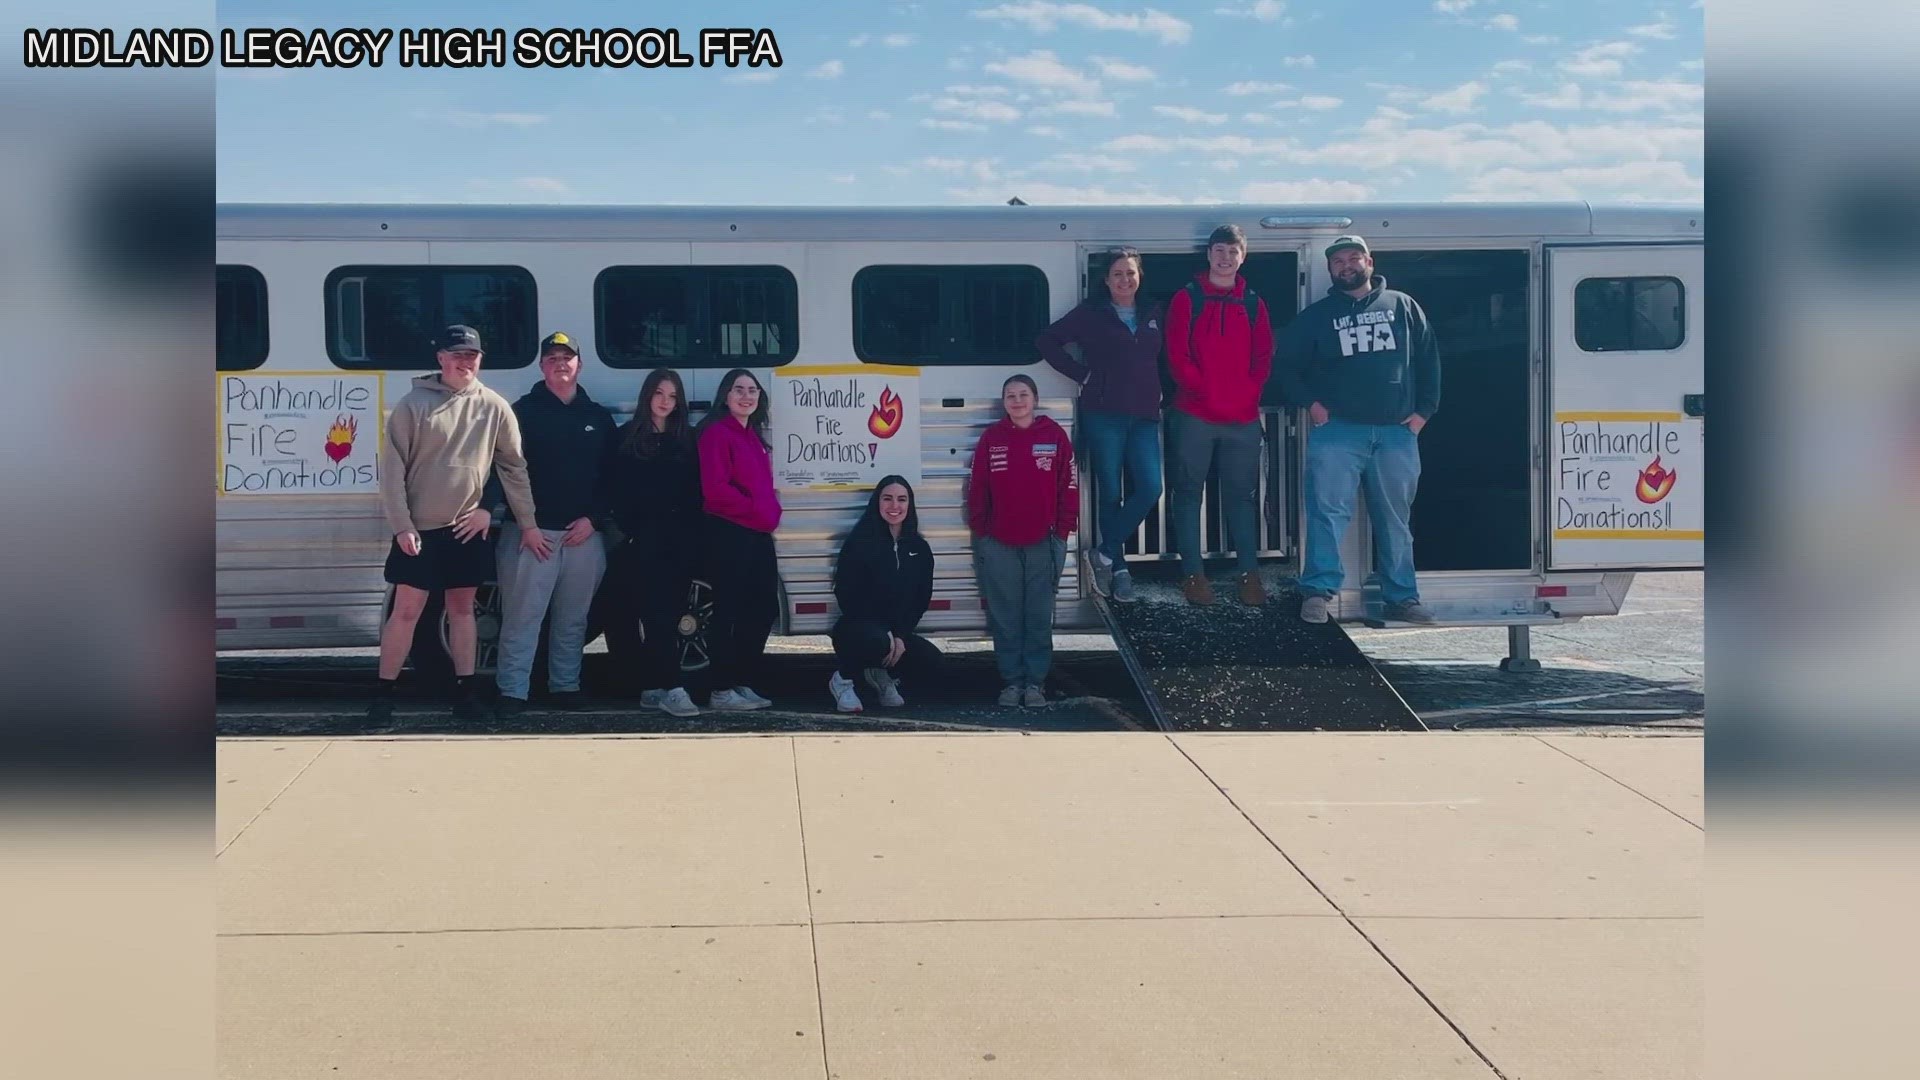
[{"left": 384, "top": 525, "right": 495, "bottom": 591}]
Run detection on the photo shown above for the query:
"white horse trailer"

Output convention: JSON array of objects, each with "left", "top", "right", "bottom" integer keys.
[{"left": 214, "top": 203, "right": 1702, "bottom": 673}]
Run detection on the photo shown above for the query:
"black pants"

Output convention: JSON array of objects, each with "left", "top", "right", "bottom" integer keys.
[
  {"left": 830, "top": 618, "right": 942, "bottom": 683},
  {"left": 603, "top": 538, "right": 693, "bottom": 694},
  {"left": 702, "top": 518, "right": 779, "bottom": 691}
]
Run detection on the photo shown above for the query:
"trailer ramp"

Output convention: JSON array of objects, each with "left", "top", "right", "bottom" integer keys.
[{"left": 1097, "top": 564, "right": 1425, "bottom": 732}]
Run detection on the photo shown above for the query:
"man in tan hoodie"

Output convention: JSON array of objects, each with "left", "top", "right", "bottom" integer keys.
[{"left": 370, "top": 324, "right": 548, "bottom": 721}]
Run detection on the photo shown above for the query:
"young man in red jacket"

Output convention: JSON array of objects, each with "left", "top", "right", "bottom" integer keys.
[{"left": 1165, "top": 224, "right": 1275, "bottom": 607}]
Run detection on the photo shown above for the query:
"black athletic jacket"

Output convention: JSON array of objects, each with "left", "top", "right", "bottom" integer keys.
[{"left": 833, "top": 527, "right": 935, "bottom": 636}]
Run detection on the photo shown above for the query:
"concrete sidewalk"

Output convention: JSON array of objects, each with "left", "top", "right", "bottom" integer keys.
[{"left": 217, "top": 731, "right": 1702, "bottom": 1079}]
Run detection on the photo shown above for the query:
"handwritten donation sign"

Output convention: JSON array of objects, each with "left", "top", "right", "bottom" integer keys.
[
  {"left": 1552, "top": 412, "right": 1702, "bottom": 538},
  {"left": 770, "top": 364, "right": 920, "bottom": 492},
  {"left": 218, "top": 373, "right": 383, "bottom": 495}
]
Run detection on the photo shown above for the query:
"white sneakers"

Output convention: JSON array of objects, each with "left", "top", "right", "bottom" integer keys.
[
  {"left": 828, "top": 672, "right": 864, "bottom": 713},
  {"left": 710, "top": 687, "right": 772, "bottom": 712},
  {"left": 639, "top": 687, "right": 700, "bottom": 718},
  {"left": 863, "top": 667, "right": 906, "bottom": 707}
]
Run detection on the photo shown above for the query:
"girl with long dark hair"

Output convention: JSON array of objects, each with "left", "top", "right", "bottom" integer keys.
[
  {"left": 605, "top": 368, "right": 703, "bottom": 716},
  {"left": 827, "top": 475, "right": 943, "bottom": 712},
  {"left": 694, "top": 368, "right": 782, "bottom": 711}
]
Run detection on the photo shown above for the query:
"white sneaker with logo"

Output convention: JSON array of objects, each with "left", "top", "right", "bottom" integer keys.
[
  {"left": 733, "top": 686, "right": 773, "bottom": 709},
  {"left": 828, "top": 672, "right": 864, "bottom": 713},
  {"left": 863, "top": 667, "right": 906, "bottom": 707},
  {"left": 709, "top": 689, "right": 765, "bottom": 712},
  {"left": 657, "top": 687, "right": 699, "bottom": 718}
]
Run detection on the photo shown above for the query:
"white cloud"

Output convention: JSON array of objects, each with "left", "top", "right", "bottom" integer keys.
[
  {"left": 1039, "top": 152, "right": 1139, "bottom": 171},
  {"left": 869, "top": 110, "right": 893, "bottom": 120},
  {"left": 809, "top": 60, "right": 846, "bottom": 78},
  {"left": 832, "top": 174, "right": 857, "bottom": 184},
  {"left": 1375, "top": 105, "right": 1414, "bottom": 121},
  {"left": 883, "top": 32, "right": 917, "bottom": 46},
  {"left": 1629, "top": 17, "right": 1677, "bottom": 39},
  {"left": 1211, "top": 159, "right": 1241, "bottom": 171},
  {"left": 1242, "top": 178, "right": 1375, "bottom": 200},
  {"left": 985, "top": 50, "right": 1100, "bottom": 96},
  {"left": 1027, "top": 124, "right": 1065, "bottom": 136},
  {"left": 1100, "top": 133, "right": 1284, "bottom": 156},
  {"left": 933, "top": 93, "right": 1023, "bottom": 122},
  {"left": 1155, "top": 104, "right": 1228, "bottom": 124},
  {"left": 448, "top": 112, "right": 549, "bottom": 128},
  {"left": 1488, "top": 13, "right": 1519, "bottom": 31},
  {"left": 1523, "top": 34, "right": 1560, "bottom": 45},
  {"left": 914, "top": 157, "right": 1001, "bottom": 183},
  {"left": 970, "top": 2, "right": 1194, "bottom": 44},
  {"left": 1562, "top": 41, "right": 1639, "bottom": 78},
  {"left": 1283, "top": 54, "right": 1316, "bottom": 67},
  {"left": 729, "top": 69, "right": 779, "bottom": 83},
  {"left": 1433, "top": 0, "right": 1474, "bottom": 13},
  {"left": 1491, "top": 59, "right": 1533, "bottom": 76},
  {"left": 1589, "top": 80, "right": 1704, "bottom": 112},
  {"left": 1422, "top": 81, "right": 1488, "bottom": 114},
  {"left": 1243, "top": 112, "right": 1276, "bottom": 125},
  {"left": 1215, "top": 0, "right": 1285, "bottom": 20},
  {"left": 1091, "top": 56, "right": 1156, "bottom": 81},
  {"left": 1279, "top": 115, "right": 1701, "bottom": 172},
  {"left": 1515, "top": 83, "right": 1586, "bottom": 109},
  {"left": 516, "top": 177, "right": 571, "bottom": 195},
  {"left": 1226, "top": 80, "right": 1291, "bottom": 95},
  {"left": 923, "top": 118, "right": 989, "bottom": 132},
  {"left": 1107, "top": 134, "right": 1172, "bottom": 152},
  {"left": 1450, "top": 160, "right": 1700, "bottom": 202},
  {"left": 1680, "top": 59, "right": 1704, "bottom": 71},
  {"left": 849, "top": 33, "right": 871, "bottom": 46},
  {"left": 1300, "top": 95, "right": 1343, "bottom": 110},
  {"left": 1046, "top": 98, "right": 1119, "bottom": 116},
  {"left": 947, "top": 180, "right": 1199, "bottom": 204}
]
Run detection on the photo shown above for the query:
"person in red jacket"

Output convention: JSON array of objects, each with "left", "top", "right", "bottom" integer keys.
[
  {"left": 967, "top": 374, "right": 1079, "bottom": 708},
  {"left": 695, "top": 368, "right": 783, "bottom": 712},
  {"left": 1165, "top": 223, "right": 1275, "bottom": 608}
]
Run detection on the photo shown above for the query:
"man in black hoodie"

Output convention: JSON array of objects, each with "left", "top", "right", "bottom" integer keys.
[
  {"left": 485, "top": 332, "right": 620, "bottom": 714},
  {"left": 1275, "top": 236, "right": 1441, "bottom": 626}
]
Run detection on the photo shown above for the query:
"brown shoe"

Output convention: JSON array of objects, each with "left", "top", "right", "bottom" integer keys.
[
  {"left": 1238, "top": 571, "right": 1268, "bottom": 607},
  {"left": 1182, "top": 574, "right": 1216, "bottom": 606}
]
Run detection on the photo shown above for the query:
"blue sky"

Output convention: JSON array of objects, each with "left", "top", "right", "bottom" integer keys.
[{"left": 216, "top": 0, "right": 1703, "bottom": 205}]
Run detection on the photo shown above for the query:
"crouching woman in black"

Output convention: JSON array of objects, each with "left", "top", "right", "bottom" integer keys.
[{"left": 827, "top": 475, "right": 943, "bottom": 712}]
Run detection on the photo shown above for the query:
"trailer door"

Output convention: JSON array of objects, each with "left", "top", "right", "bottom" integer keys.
[{"left": 1545, "top": 244, "right": 1703, "bottom": 570}]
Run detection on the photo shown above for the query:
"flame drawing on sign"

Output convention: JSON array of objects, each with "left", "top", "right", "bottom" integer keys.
[
  {"left": 323, "top": 414, "right": 358, "bottom": 463},
  {"left": 869, "top": 387, "right": 904, "bottom": 439},
  {"left": 1635, "top": 455, "right": 1676, "bottom": 504}
]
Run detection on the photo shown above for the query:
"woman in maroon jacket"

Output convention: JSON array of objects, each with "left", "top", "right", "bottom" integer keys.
[
  {"left": 695, "top": 368, "right": 783, "bottom": 712},
  {"left": 1037, "top": 246, "right": 1163, "bottom": 603},
  {"left": 967, "top": 374, "right": 1079, "bottom": 708}
]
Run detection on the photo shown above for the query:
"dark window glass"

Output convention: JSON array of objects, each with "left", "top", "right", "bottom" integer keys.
[
  {"left": 854, "top": 265, "right": 1047, "bottom": 365},
  {"left": 215, "top": 264, "right": 268, "bottom": 371},
  {"left": 1574, "top": 276, "right": 1685, "bottom": 352},
  {"left": 597, "top": 265, "right": 798, "bottom": 368},
  {"left": 325, "top": 266, "right": 537, "bottom": 370}
]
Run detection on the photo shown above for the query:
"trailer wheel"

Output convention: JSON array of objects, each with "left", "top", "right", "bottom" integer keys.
[{"left": 678, "top": 577, "right": 715, "bottom": 674}]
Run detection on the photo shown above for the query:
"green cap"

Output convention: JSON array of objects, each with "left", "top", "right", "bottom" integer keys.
[{"left": 1325, "top": 234, "right": 1370, "bottom": 258}]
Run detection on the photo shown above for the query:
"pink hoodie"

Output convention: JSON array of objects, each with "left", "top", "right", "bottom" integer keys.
[{"left": 698, "top": 417, "right": 783, "bottom": 534}]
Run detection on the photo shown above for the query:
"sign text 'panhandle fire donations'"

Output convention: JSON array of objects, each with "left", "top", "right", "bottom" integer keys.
[
  {"left": 218, "top": 374, "right": 382, "bottom": 495},
  {"left": 771, "top": 366, "right": 920, "bottom": 491}
]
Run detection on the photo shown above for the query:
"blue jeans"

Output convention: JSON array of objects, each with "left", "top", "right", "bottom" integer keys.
[
  {"left": 1078, "top": 410, "right": 1164, "bottom": 562},
  {"left": 1168, "top": 410, "right": 1263, "bottom": 575},
  {"left": 1300, "top": 420, "right": 1421, "bottom": 605}
]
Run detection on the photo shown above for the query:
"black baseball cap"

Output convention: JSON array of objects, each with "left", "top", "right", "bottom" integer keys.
[
  {"left": 439, "top": 324, "right": 483, "bottom": 352},
  {"left": 538, "top": 331, "right": 580, "bottom": 357}
]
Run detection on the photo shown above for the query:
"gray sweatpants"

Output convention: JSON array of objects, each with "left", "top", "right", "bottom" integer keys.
[
  {"left": 974, "top": 534, "right": 1066, "bottom": 687},
  {"left": 495, "top": 524, "right": 607, "bottom": 701}
]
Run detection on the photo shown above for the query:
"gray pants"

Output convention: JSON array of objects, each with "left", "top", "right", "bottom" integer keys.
[
  {"left": 1169, "top": 411, "right": 1264, "bottom": 575},
  {"left": 974, "top": 534, "right": 1066, "bottom": 687},
  {"left": 495, "top": 524, "right": 607, "bottom": 701}
]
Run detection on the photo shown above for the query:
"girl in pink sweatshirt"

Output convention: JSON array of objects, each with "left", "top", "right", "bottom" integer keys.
[{"left": 696, "top": 368, "right": 783, "bottom": 712}]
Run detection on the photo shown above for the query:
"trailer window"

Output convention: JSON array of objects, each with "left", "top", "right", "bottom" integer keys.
[
  {"left": 596, "top": 265, "right": 798, "bottom": 368},
  {"left": 1573, "top": 276, "right": 1684, "bottom": 352},
  {"left": 216, "top": 264, "right": 268, "bottom": 371},
  {"left": 325, "top": 266, "right": 538, "bottom": 370},
  {"left": 854, "top": 265, "right": 1048, "bottom": 365}
]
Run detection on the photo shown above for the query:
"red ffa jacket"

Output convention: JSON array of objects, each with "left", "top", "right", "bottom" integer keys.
[
  {"left": 1165, "top": 271, "right": 1275, "bottom": 425},
  {"left": 965, "top": 415, "right": 1079, "bottom": 546}
]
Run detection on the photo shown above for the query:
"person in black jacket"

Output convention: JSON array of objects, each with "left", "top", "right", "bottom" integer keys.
[
  {"left": 827, "top": 475, "right": 943, "bottom": 712},
  {"left": 604, "top": 368, "right": 704, "bottom": 718},
  {"left": 484, "top": 332, "right": 619, "bottom": 716}
]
